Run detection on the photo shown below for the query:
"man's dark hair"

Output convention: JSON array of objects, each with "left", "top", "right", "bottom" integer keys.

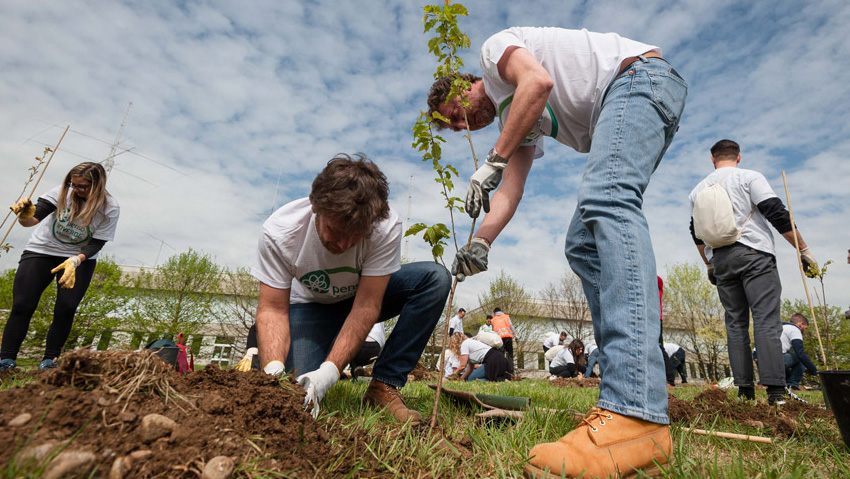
[
  {"left": 790, "top": 313, "right": 809, "bottom": 325},
  {"left": 458, "top": 308, "right": 466, "bottom": 313},
  {"left": 427, "top": 73, "right": 481, "bottom": 129},
  {"left": 493, "top": 307, "right": 502, "bottom": 313},
  {"left": 710, "top": 139, "right": 740, "bottom": 160},
  {"left": 310, "top": 153, "right": 390, "bottom": 237}
]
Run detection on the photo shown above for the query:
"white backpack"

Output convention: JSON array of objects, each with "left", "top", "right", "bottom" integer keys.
[
  {"left": 544, "top": 344, "right": 565, "bottom": 362},
  {"left": 692, "top": 171, "right": 753, "bottom": 248},
  {"left": 474, "top": 331, "right": 503, "bottom": 349}
]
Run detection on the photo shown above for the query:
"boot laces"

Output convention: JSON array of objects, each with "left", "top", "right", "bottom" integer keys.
[{"left": 582, "top": 409, "right": 614, "bottom": 433}]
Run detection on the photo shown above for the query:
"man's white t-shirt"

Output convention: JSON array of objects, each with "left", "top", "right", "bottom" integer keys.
[
  {"left": 542, "top": 334, "right": 561, "bottom": 349},
  {"left": 252, "top": 198, "right": 401, "bottom": 304},
  {"left": 688, "top": 167, "right": 778, "bottom": 260},
  {"left": 550, "top": 348, "right": 576, "bottom": 368},
  {"left": 449, "top": 314, "right": 464, "bottom": 332},
  {"left": 480, "top": 27, "right": 659, "bottom": 156},
  {"left": 780, "top": 323, "right": 804, "bottom": 354},
  {"left": 460, "top": 338, "right": 492, "bottom": 364},
  {"left": 663, "top": 342, "right": 682, "bottom": 357},
  {"left": 24, "top": 185, "right": 120, "bottom": 258}
]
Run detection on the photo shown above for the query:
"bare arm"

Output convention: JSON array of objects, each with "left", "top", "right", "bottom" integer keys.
[
  {"left": 325, "top": 274, "right": 390, "bottom": 373},
  {"left": 492, "top": 46, "right": 554, "bottom": 159},
  {"left": 696, "top": 244, "right": 710, "bottom": 265},
  {"left": 780, "top": 230, "right": 808, "bottom": 251},
  {"left": 458, "top": 354, "right": 472, "bottom": 380},
  {"left": 475, "top": 146, "right": 535, "bottom": 243},
  {"left": 256, "top": 283, "right": 291, "bottom": 369}
]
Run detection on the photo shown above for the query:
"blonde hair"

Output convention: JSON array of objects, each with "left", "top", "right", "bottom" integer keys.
[
  {"left": 55, "top": 162, "right": 109, "bottom": 227},
  {"left": 447, "top": 332, "right": 466, "bottom": 357}
]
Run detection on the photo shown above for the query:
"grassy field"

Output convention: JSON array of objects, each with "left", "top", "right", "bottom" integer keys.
[{"left": 320, "top": 378, "right": 849, "bottom": 479}]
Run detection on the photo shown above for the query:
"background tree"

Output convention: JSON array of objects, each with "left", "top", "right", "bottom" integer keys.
[
  {"left": 476, "top": 269, "right": 533, "bottom": 367},
  {"left": 663, "top": 262, "right": 727, "bottom": 381},
  {"left": 211, "top": 265, "right": 259, "bottom": 357},
  {"left": 129, "top": 249, "right": 222, "bottom": 339},
  {"left": 538, "top": 271, "right": 592, "bottom": 343}
]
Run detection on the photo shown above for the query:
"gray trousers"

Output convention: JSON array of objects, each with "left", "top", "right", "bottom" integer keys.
[{"left": 712, "top": 243, "right": 785, "bottom": 387}]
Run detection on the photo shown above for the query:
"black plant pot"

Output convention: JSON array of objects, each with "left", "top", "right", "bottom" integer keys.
[
  {"left": 152, "top": 346, "right": 179, "bottom": 368},
  {"left": 819, "top": 370, "right": 850, "bottom": 450}
]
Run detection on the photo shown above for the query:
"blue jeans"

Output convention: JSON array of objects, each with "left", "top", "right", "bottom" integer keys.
[
  {"left": 285, "top": 261, "right": 451, "bottom": 388},
  {"left": 784, "top": 352, "right": 803, "bottom": 387},
  {"left": 564, "top": 57, "right": 687, "bottom": 424},
  {"left": 467, "top": 364, "right": 487, "bottom": 381}
]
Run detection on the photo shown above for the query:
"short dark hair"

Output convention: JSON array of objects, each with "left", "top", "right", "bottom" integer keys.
[
  {"left": 493, "top": 307, "right": 502, "bottom": 313},
  {"left": 710, "top": 139, "right": 740, "bottom": 159},
  {"left": 790, "top": 313, "right": 809, "bottom": 325},
  {"left": 427, "top": 73, "right": 481, "bottom": 129},
  {"left": 309, "top": 153, "right": 390, "bottom": 237},
  {"left": 458, "top": 308, "right": 466, "bottom": 313}
]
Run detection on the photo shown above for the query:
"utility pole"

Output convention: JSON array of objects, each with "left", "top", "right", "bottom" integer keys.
[{"left": 103, "top": 102, "right": 133, "bottom": 175}]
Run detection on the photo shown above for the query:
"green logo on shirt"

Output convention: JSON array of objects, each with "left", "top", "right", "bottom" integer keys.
[
  {"left": 52, "top": 208, "right": 91, "bottom": 245},
  {"left": 299, "top": 266, "right": 359, "bottom": 295}
]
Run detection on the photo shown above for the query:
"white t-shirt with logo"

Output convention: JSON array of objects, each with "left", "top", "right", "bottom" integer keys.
[
  {"left": 24, "top": 185, "right": 120, "bottom": 258},
  {"left": 688, "top": 167, "right": 778, "bottom": 260},
  {"left": 480, "top": 27, "right": 659, "bottom": 156},
  {"left": 252, "top": 198, "right": 401, "bottom": 304},
  {"left": 550, "top": 348, "right": 576, "bottom": 368},
  {"left": 460, "top": 338, "right": 492, "bottom": 364},
  {"left": 780, "top": 323, "right": 804, "bottom": 354}
]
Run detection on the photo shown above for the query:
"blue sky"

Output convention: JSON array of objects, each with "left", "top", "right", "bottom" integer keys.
[{"left": 1, "top": 0, "right": 848, "bottom": 314}]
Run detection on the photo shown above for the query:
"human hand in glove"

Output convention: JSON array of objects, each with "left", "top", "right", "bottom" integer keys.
[
  {"left": 50, "top": 256, "right": 81, "bottom": 289},
  {"left": 465, "top": 149, "right": 507, "bottom": 218},
  {"left": 263, "top": 360, "right": 285, "bottom": 376},
  {"left": 706, "top": 263, "right": 716, "bottom": 285},
  {"left": 451, "top": 238, "right": 490, "bottom": 282},
  {"left": 235, "top": 348, "right": 258, "bottom": 372},
  {"left": 10, "top": 198, "right": 35, "bottom": 220},
  {"left": 800, "top": 247, "right": 818, "bottom": 274},
  {"left": 297, "top": 361, "right": 339, "bottom": 419}
]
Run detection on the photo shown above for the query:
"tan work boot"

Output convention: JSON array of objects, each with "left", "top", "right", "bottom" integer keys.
[
  {"left": 524, "top": 408, "right": 671, "bottom": 479},
  {"left": 362, "top": 379, "right": 422, "bottom": 425}
]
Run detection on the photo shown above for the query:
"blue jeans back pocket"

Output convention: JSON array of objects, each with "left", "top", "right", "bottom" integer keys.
[{"left": 648, "top": 71, "right": 688, "bottom": 124}]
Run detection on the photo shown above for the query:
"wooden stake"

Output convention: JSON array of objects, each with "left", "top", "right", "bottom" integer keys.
[
  {"left": 683, "top": 427, "right": 773, "bottom": 444},
  {"left": 0, "top": 126, "right": 69, "bottom": 250},
  {"left": 781, "top": 171, "right": 828, "bottom": 367}
]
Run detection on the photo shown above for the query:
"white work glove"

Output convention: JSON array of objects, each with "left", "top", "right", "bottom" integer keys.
[
  {"left": 296, "top": 361, "right": 339, "bottom": 419},
  {"left": 235, "top": 348, "right": 258, "bottom": 372},
  {"left": 451, "top": 238, "right": 490, "bottom": 282},
  {"left": 50, "top": 256, "right": 82, "bottom": 289},
  {"left": 263, "top": 360, "right": 285, "bottom": 376},
  {"left": 10, "top": 197, "right": 35, "bottom": 220},
  {"left": 800, "top": 247, "right": 818, "bottom": 274},
  {"left": 465, "top": 149, "right": 508, "bottom": 218}
]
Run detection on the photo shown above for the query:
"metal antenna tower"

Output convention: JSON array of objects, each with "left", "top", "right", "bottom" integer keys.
[{"left": 103, "top": 102, "right": 133, "bottom": 175}]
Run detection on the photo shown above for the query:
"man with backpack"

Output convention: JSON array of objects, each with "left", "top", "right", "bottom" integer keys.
[{"left": 688, "top": 139, "right": 818, "bottom": 405}]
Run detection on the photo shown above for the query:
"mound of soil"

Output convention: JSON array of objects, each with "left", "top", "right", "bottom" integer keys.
[
  {"left": 0, "top": 349, "right": 392, "bottom": 478},
  {"left": 667, "top": 388, "right": 835, "bottom": 438},
  {"left": 549, "top": 377, "right": 601, "bottom": 388}
]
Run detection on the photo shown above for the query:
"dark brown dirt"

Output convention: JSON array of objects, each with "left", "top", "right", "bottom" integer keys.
[
  {"left": 0, "top": 349, "right": 397, "bottom": 478},
  {"left": 549, "top": 377, "right": 602, "bottom": 388},
  {"left": 667, "top": 387, "right": 835, "bottom": 438}
]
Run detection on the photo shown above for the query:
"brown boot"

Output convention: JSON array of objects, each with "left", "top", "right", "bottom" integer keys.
[
  {"left": 524, "top": 408, "right": 671, "bottom": 479},
  {"left": 362, "top": 379, "right": 422, "bottom": 425}
]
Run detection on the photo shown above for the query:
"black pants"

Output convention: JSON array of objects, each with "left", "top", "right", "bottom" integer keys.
[
  {"left": 502, "top": 337, "right": 513, "bottom": 361},
  {"left": 550, "top": 363, "right": 577, "bottom": 378},
  {"left": 660, "top": 322, "right": 674, "bottom": 385},
  {"left": 669, "top": 348, "right": 687, "bottom": 383},
  {"left": 1, "top": 254, "right": 96, "bottom": 361}
]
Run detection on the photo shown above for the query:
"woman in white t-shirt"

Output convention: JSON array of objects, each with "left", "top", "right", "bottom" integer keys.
[
  {"left": 457, "top": 335, "right": 513, "bottom": 382},
  {"left": 442, "top": 332, "right": 466, "bottom": 378},
  {"left": 2, "top": 162, "right": 120, "bottom": 371}
]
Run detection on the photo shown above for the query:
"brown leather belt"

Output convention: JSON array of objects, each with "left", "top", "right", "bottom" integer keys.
[{"left": 618, "top": 50, "right": 664, "bottom": 76}]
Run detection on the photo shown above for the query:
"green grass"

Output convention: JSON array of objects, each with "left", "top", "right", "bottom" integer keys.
[{"left": 318, "top": 380, "right": 849, "bottom": 479}]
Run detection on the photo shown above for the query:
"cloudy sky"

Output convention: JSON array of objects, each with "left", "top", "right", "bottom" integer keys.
[{"left": 1, "top": 0, "right": 848, "bottom": 314}]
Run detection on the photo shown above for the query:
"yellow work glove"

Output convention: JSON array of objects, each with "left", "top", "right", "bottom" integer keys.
[
  {"left": 50, "top": 256, "right": 82, "bottom": 289},
  {"left": 235, "top": 347, "right": 257, "bottom": 372},
  {"left": 10, "top": 198, "right": 35, "bottom": 220}
]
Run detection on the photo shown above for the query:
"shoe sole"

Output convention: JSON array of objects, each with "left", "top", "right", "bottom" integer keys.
[{"left": 523, "top": 463, "right": 663, "bottom": 479}]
